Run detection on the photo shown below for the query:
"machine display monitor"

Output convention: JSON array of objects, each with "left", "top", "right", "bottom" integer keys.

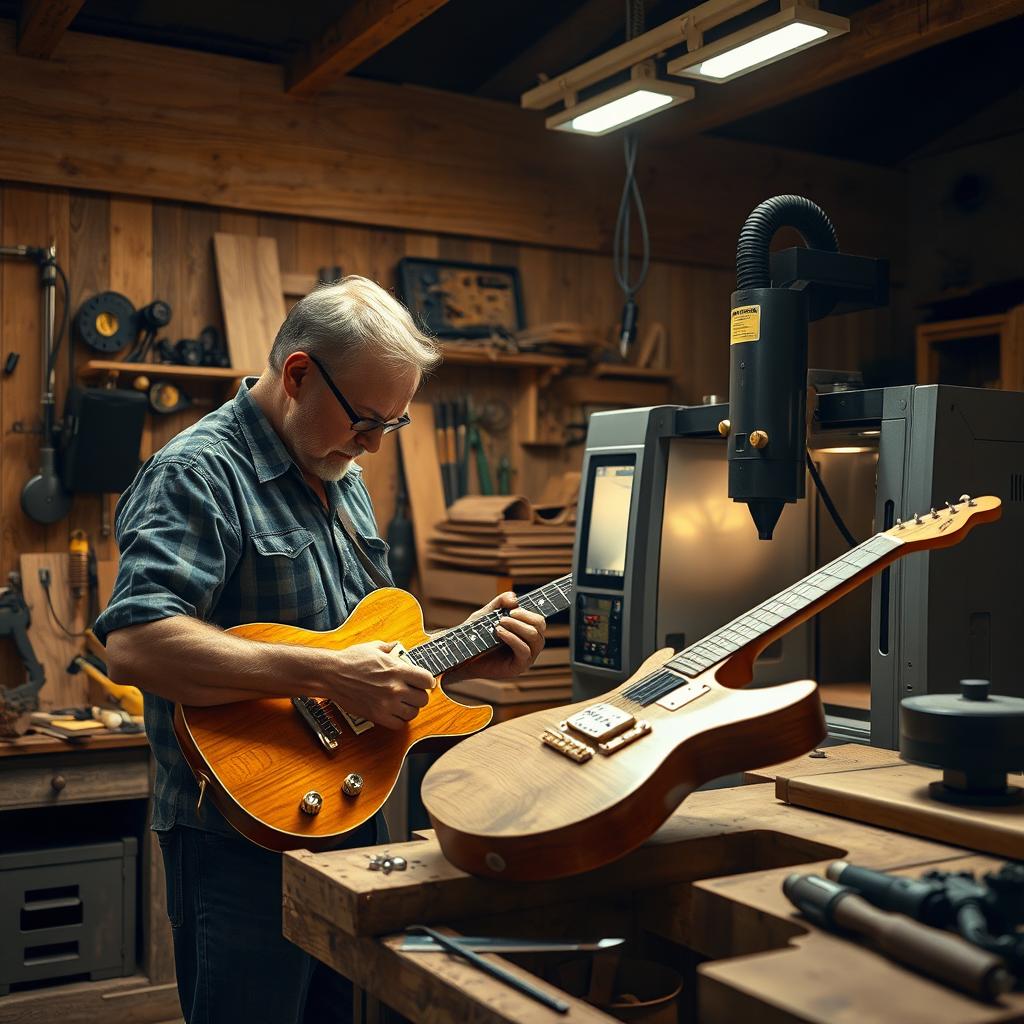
[{"left": 577, "top": 455, "right": 636, "bottom": 589}]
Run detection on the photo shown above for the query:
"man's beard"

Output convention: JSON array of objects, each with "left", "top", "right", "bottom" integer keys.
[{"left": 303, "top": 449, "right": 363, "bottom": 482}]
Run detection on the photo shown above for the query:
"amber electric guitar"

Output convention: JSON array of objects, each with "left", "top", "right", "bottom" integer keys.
[
  {"left": 173, "top": 576, "right": 573, "bottom": 851},
  {"left": 422, "top": 496, "right": 1002, "bottom": 882}
]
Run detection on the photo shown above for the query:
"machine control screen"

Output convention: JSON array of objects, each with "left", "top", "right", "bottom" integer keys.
[
  {"left": 575, "top": 592, "right": 623, "bottom": 670},
  {"left": 584, "top": 463, "right": 635, "bottom": 579}
]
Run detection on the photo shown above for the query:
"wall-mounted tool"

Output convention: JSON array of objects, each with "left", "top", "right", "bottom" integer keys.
[
  {"left": 0, "top": 573, "right": 46, "bottom": 736},
  {"left": 147, "top": 380, "right": 192, "bottom": 415},
  {"left": 155, "top": 325, "right": 229, "bottom": 368},
  {"left": 1, "top": 244, "right": 74, "bottom": 524},
  {"left": 67, "top": 653, "right": 144, "bottom": 716},
  {"left": 75, "top": 291, "right": 172, "bottom": 361},
  {"left": 726, "top": 195, "right": 888, "bottom": 539}
]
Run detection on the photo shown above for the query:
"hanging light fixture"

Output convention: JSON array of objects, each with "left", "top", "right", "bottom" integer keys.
[
  {"left": 545, "top": 62, "right": 695, "bottom": 137},
  {"left": 521, "top": 0, "right": 850, "bottom": 135},
  {"left": 668, "top": 3, "right": 849, "bottom": 83}
]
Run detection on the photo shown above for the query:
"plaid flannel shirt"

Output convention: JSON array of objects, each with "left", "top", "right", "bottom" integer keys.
[{"left": 95, "top": 378, "right": 393, "bottom": 834}]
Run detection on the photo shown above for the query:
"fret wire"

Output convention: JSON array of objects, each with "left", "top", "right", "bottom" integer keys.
[{"left": 651, "top": 534, "right": 898, "bottom": 702}]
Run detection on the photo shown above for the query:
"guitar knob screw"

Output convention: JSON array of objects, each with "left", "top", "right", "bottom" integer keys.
[
  {"left": 342, "top": 773, "right": 364, "bottom": 797},
  {"left": 300, "top": 791, "right": 323, "bottom": 816}
]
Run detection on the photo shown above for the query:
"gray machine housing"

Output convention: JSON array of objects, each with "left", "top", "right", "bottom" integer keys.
[{"left": 570, "top": 385, "right": 1024, "bottom": 749}]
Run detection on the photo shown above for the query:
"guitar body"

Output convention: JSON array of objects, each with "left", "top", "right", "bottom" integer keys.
[
  {"left": 422, "top": 647, "right": 826, "bottom": 881},
  {"left": 174, "top": 588, "right": 492, "bottom": 851}
]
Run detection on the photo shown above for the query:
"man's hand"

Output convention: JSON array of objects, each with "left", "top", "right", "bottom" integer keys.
[
  {"left": 446, "top": 592, "right": 546, "bottom": 683},
  {"left": 323, "top": 641, "right": 436, "bottom": 730}
]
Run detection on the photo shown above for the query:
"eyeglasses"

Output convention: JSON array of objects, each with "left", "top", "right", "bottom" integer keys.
[{"left": 307, "top": 353, "right": 411, "bottom": 436}]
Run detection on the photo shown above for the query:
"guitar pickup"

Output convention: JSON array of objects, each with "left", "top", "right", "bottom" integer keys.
[
  {"left": 597, "top": 720, "right": 651, "bottom": 756},
  {"left": 564, "top": 703, "right": 636, "bottom": 743}
]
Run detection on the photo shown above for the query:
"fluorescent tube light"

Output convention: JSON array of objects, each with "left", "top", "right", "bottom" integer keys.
[
  {"left": 669, "top": 6, "right": 849, "bottom": 84},
  {"left": 547, "top": 79, "right": 694, "bottom": 136},
  {"left": 695, "top": 22, "right": 826, "bottom": 79}
]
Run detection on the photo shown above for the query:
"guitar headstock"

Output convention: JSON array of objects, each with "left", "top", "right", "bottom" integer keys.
[{"left": 886, "top": 494, "right": 1001, "bottom": 550}]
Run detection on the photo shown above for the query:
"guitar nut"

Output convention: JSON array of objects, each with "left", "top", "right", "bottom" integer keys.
[{"left": 342, "top": 773, "right": 363, "bottom": 797}]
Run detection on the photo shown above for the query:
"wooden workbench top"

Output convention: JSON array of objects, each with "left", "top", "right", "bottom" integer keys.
[
  {"left": 283, "top": 753, "right": 1024, "bottom": 1023},
  {"left": 0, "top": 730, "right": 149, "bottom": 758}
]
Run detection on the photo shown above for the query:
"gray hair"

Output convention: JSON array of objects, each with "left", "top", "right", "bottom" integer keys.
[{"left": 268, "top": 275, "right": 440, "bottom": 377}]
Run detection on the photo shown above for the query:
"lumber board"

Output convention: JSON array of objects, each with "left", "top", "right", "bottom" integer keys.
[
  {"left": 779, "top": 763, "right": 1024, "bottom": 860},
  {"left": 745, "top": 741, "right": 904, "bottom": 790},
  {"left": 212, "top": 233, "right": 286, "bottom": 373}
]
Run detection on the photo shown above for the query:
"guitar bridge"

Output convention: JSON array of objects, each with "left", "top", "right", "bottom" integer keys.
[
  {"left": 540, "top": 727, "right": 594, "bottom": 763},
  {"left": 292, "top": 697, "right": 340, "bottom": 753}
]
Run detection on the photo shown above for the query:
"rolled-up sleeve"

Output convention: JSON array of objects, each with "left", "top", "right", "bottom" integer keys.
[{"left": 94, "top": 459, "right": 241, "bottom": 644}]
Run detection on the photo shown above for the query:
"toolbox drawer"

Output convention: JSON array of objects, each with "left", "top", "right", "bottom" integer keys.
[
  {"left": 0, "top": 757, "right": 149, "bottom": 810},
  {"left": 0, "top": 838, "right": 137, "bottom": 994}
]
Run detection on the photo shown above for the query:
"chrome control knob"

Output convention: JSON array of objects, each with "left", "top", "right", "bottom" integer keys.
[
  {"left": 342, "top": 773, "right": 364, "bottom": 797},
  {"left": 300, "top": 791, "right": 323, "bottom": 816}
]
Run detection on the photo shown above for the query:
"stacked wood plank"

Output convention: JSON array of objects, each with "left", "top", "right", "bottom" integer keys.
[{"left": 428, "top": 484, "right": 578, "bottom": 577}]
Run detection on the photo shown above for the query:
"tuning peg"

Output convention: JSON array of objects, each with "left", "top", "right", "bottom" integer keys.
[
  {"left": 896, "top": 518, "right": 904, "bottom": 530},
  {"left": 930, "top": 507, "right": 939, "bottom": 519},
  {"left": 960, "top": 494, "right": 975, "bottom": 507},
  {"left": 948, "top": 500, "right": 957, "bottom": 514},
  {"left": 914, "top": 512, "right": 923, "bottom": 525}
]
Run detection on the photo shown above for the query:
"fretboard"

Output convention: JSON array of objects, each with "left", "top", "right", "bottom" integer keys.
[
  {"left": 624, "top": 532, "right": 903, "bottom": 706},
  {"left": 406, "top": 574, "right": 573, "bottom": 676}
]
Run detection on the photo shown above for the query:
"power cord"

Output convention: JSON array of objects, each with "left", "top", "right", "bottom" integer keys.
[
  {"left": 613, "top": 0, "right": 650, "bottom": 358},
  {"left": 805, "top": 449, "right": 858, "bottom": 548},
  {"left": 38, "top": 567, "right": 88, "bottom": 639}
]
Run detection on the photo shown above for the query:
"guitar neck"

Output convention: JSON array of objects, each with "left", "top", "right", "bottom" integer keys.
[
  {"left": 407, "top": 574, "right": 574, "bottom": 676},
  {"left": 624, "top": 530, "right": 905, "bottom": 705}
]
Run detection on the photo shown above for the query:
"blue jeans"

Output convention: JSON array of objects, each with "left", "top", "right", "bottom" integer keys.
[{"left": 158, "top": 818, "right": 381, "bottom": 1024}]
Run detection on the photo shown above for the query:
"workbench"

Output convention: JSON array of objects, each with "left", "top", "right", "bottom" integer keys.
[
  {"left": 0, "top": 733, "right": 180, "bottom": 1024},
  {"left": 282, "top": 744, "right": 1024, "bottom": 1023}
]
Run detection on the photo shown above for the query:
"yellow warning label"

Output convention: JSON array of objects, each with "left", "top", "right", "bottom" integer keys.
[{"left": 730, "top": 304, "right": 761, "bottom": 344}]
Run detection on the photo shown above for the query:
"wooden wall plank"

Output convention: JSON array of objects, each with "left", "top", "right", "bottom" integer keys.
[
  {"left": 0, "top": 21, "right": 907, "bottom": 271},
  {"left": 0, "top": 181, "right": 913, "bottom": 647}
]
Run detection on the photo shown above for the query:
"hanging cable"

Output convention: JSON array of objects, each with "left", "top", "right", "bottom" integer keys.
[
  {"left": 805, "top": 449, "right": 859, "bottom": 548},
  {"left": 613, "top": 0, "right": 651, "bottom": 359}
]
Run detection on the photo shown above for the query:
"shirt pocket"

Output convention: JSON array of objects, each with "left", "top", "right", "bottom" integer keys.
[{"left": 249, "top": 526, "right": 329, "bottom": 624}]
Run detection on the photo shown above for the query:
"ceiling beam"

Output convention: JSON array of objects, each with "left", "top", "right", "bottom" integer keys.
[
  {"left": 477, "top": 0, "right": 624, "bottom": 101},
  {"left": 17, "top": 0, "right": 83, "bottom": 57},
  {"left": 653, "top": 0, "right": 1024, "bottom": 140},
  {"left": 287, "top": 0, "right": 449, "bottom": 97}
]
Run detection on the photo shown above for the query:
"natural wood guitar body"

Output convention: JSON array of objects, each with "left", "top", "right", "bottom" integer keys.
[
  {"left": 423, "top": 647, "right": 825, "bottom": 880},
  {"left": 174, "top": 588, "right": 492, "bottom": 851},
  {"left": 423, "top": 497, "right": 1002, "bottom": 881}
]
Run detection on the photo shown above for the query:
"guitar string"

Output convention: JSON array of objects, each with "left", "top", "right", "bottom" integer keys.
[{"left": 603, "top": 530, "right": 905, "bottom": 712}]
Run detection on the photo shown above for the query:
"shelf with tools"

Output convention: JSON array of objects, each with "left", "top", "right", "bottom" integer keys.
[{"left": 78, "top": 361, "right": 248, "bottom": 385}]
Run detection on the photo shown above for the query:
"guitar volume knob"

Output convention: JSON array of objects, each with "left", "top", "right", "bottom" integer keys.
[
  {"left": 300, "top": 791, "right": 323, "bottom": 816},
  {"left": 342, "top": 773, "right": 363, "bottom": 797}
]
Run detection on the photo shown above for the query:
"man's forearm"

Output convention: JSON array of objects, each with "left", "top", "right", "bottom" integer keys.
[{"left": 106, "top": 616, "right": 331, "bottom": 707}]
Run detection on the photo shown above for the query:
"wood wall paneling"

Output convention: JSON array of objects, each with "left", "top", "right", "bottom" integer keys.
[
  {"left": 0, "top": 21, "right": 907, "bottom": 273},
  {"left": 0, "top": 175, "right": 905, "bottom": 704}
]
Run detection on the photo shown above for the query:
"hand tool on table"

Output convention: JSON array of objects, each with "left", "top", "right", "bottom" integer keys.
[
  {"left": 783, "top": 873, "right": 1014, "bottom": 999},
  {"left": 399, "top": 935, "right": 624, "bottom": 954},
  {"left": 404, "top": 925, "right": 570, "bottom": 1013}
]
